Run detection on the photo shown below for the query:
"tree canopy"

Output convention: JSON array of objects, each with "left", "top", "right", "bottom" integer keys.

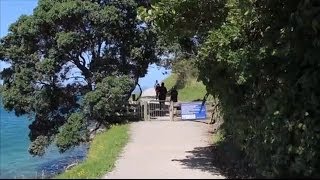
[
  {"left": 139, "top": 0, "right": 320, "bottom": 177},
  {"left": 0, "top": 0, "right": 158, "bottom": 156},
  {"left": 2, "top": 0, "right": 320, "bottom": 177}
]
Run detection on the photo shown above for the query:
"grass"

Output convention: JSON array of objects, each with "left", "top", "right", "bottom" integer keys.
[
  {"left": 212, "top": 129, "right": 225, "bottom": 144},
  {"left": 55, "top": 124, "right": 129, "bottom": 179},
  {"left": 164, "top": 73, "right": 207, "bottom": 102},
  {"left": 163, "top": 73, "right": 178, "bottom": 90}
]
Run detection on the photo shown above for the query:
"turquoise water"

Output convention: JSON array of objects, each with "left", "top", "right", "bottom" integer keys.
[
  {"left": 0, "top": 104, "right": 87, "bottom": 179},
  {"left": 0, "top": 85, "right": 151, "bottom": 178}
]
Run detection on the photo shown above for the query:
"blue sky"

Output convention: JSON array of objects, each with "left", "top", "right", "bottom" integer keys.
[{"left": 0, "top": 0, "right": 171, "bottom": 89}]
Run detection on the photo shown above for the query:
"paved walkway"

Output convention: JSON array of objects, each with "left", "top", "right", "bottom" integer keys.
[{"left": 103, "top": 120, "right": 225, "bottom": 179}]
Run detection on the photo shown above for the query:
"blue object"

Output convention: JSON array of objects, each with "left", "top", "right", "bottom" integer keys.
[{"left": 181, "top": 102, "right": 207, "bottom": 120}]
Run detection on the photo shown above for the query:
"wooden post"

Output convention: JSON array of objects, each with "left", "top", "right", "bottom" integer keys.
[
  {"left": 169, "top": 101, "right": 174, "bottom": 121},
  {"left": 143, "top": 101, "right": 148, "bottom": 121}
]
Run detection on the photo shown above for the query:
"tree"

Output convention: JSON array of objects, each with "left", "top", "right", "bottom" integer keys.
[
  {"left": 137, "top": 0, "right": 228, "bottom": 68},
  {"left": 140, "top": 0, "right": 320, "bottom": 177},
  {"left": 0, "top": 0, "right": 158, "bottom": 156}
]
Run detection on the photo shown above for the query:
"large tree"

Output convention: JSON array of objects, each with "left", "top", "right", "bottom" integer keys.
[
  {"left": 137, "top": 0, "right": 228, "bottom": 68},
  {"left": 0, "top": 0, "right": 158, "bottom": 156},
  {"left": 140, "top": 0, "right": 320, "bottom": 177}
]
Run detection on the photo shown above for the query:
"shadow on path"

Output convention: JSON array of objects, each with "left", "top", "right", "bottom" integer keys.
[{"left": 172, "top": 141, "right": 259, "bottom": 179}]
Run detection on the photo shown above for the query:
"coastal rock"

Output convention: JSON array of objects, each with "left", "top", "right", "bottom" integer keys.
[{"left": 65, "top": 162, "right": 79, "bottom": 171}]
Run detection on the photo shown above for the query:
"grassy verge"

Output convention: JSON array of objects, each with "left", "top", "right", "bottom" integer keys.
[
  {"left": 163, "top": 73, "right": 207, "bottom": 101},
  {"left": 211, "top": 129, "right": 225, "bottom": 144},
  {"left": 55, "top": 124, "right": 129, "bottom": 179}
]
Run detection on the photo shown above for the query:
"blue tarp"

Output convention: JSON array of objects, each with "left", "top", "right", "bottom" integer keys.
[{"left": 181, "top": 102, "right": 206, "bottom": 120}]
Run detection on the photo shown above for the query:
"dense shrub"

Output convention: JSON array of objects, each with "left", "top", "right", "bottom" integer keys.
[{"left": 140, "top": 0, "right": 320, "bottom": 177}]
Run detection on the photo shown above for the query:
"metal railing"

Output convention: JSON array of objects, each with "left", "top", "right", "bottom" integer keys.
[
  {"left": 148, "top": 100, "right": 170, "bottom": 118},
  {"left": 127, "top": 98, "right": 222, "bottom": 123}
]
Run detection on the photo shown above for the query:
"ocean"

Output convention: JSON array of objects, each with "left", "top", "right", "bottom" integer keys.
[
  {"left": 0, "top": 85, "right": 150, "bottom": 178},
  {"left": 0, "top": 103, "right": 88, "bottom": 179}
]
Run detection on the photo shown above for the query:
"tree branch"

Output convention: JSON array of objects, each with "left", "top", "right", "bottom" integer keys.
[
  {"left": 70, "top": 56, "right": 92, "bottom": 90},
  {"left": 128, "top": 76, "right": 139, "bottom": 100},
  {"left": 69, "top": 52, "right": 91, "bottom": 78},
  {"left": 72, "top": 60, "right": 91, "bottom": 77},
  {"left": 136, "top": 83, "right": 143, "bottom": 101},
  {"left": 89, "top": 121, "right": 102, "bottom": 135},
  {"left": 97, "top": 39, "right": 102, "bottom": 57},
  {"left": 79, "top": 53, "right": 86, "bottom": 66},
  {"left": 65, "top": 76, "right": 86, "bottom": 80},
  {"left": 91, "top": 44, "right": 96, "bottom": 61},
  {"left": 36, "top": 80, "right": 50, "bottom": 86}
]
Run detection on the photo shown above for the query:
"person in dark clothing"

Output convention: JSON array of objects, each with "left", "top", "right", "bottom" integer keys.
[
  {"left": 158, "top": 82, "right": 167, "bottom": 110},
  {"left": 154, "top": 80, "right": 160, "bottom": 100},
  {"left": 170, "top": 86, "right": 178, "bottom": 102}
]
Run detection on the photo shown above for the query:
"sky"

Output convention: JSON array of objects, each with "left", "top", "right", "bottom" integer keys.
[{"left": 0, "top": 0, "right": 171, "bottom": 89}]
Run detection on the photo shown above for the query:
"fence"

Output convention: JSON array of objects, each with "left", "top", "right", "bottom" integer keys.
[{"left": 127, "top": 98, "right": 222, "bottom": 123}]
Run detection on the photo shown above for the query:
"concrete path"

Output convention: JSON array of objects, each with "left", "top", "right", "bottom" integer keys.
[{"left": 103, "top": 121, "right": 225, "bottom": 179}]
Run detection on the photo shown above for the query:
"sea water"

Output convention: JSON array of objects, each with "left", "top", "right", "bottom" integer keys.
[
  {"left": 0, "top": 103, "right": 88, "bottom": 179},
  {"left": 0, "top": 85, "right": 149, "bottom": 178}
]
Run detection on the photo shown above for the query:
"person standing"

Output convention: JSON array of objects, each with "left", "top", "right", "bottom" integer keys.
[
  {"left": 154, "top": 80, "right": 160, "bottom": 100},
  {"left": 170, "top": 86, "right": 178, "bottom": 102},
  {"left": 170, "top": 86, "right": 178, "bottom": 119},
  {"left": 158, "top": 82, "right": 167, "bottom": 110}
]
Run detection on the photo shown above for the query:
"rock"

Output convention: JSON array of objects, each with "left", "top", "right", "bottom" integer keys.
[{"left": 65, "top": 162, "right": 79, "bottom": 171}]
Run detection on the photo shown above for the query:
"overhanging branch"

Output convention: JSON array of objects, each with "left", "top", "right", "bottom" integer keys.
[
  {"left": 79, "top": 54, "right": 86, "bottom": 66},
  {"left": 65, "top": 76, "right": 86, "bottom": 80},
  {"left": 89, "top": 121, "right": 102, "bottom": 135},
  {"left": 136, "top": 83, "right": 143, "bottom": 101}
]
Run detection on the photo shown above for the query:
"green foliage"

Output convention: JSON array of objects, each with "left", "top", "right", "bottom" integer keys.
[
  {"left": 83, "top": 75, "right": 135, "bottom": 123},
  {"left": 28, "top": 135, "right": 50, "bottom": 156},
  {"left": 212, "top": 129, "right": 225, "bottom": 144},
  {"left": 171, "top": 58, "right": 198, "bottom": 87},
  {"left": 164, "top": 57, "right": 207, "bottom": 101},
  {"left": 0, "top": 0, "right": 157, "bottom": 156},
  {"left": 146, "top": 0, "right": 320, "bottom": 177},
  {"left": 138, "top": 0, "right": 228, "bottom": 68},
  {"left": 56, "top": 113, "right": 87, "bottom": 153},
  {"left": 55, "top": 124, "right": 129, "bottom": 179},
  {"left": 164, "top": 73, "right": 207, "bottom": 102},
  {"left": 139, "top": 0, "right": 227, "bottom": 39}
]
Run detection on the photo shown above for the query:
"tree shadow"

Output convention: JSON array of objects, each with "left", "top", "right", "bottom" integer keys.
[{"left": 171, "top": 140, "right": 259, "bottom": 179}]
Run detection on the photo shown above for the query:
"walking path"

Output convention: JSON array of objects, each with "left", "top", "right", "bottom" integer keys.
[
  {"left": 103, "top": 87, "right": 225, "bottom": 179},
  {"left": 103, "top": 120, "right": 225, "bottom": 179}
]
